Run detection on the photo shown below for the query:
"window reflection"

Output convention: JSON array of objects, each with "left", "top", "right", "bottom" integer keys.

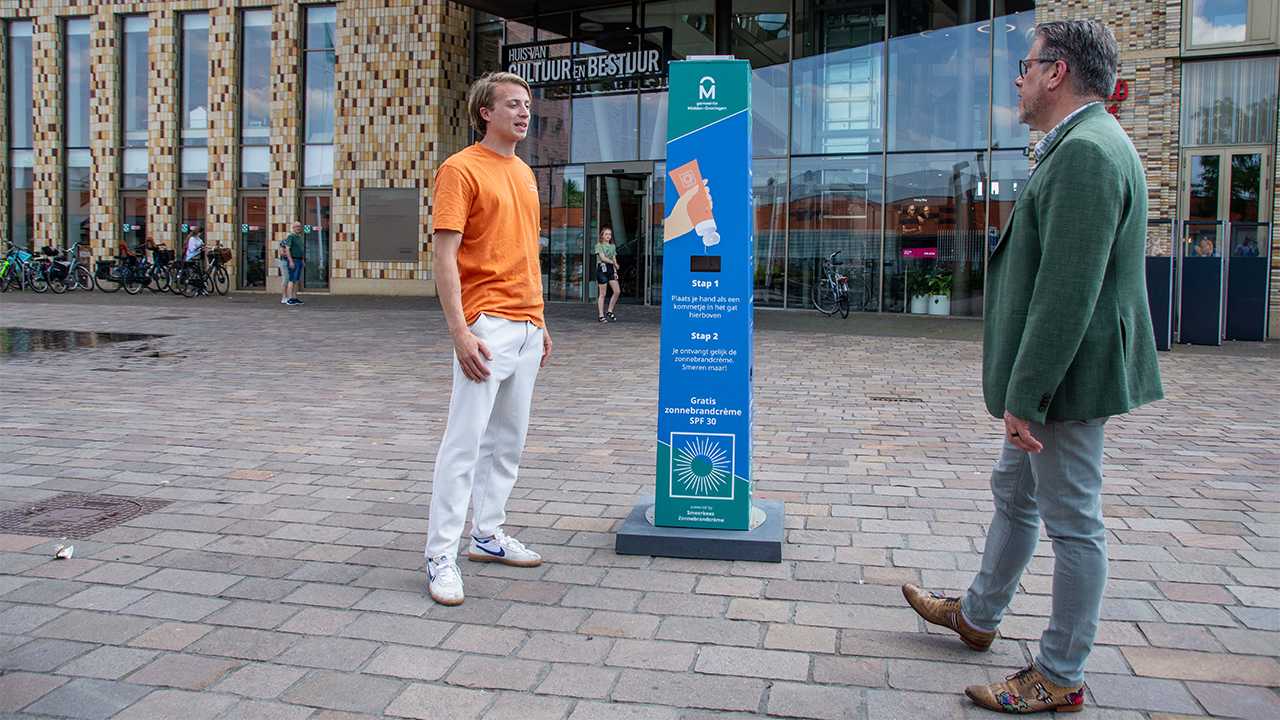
[
  {"left": 543, "top": 167, "right": 587, "bottom": 301},
  {"left": 793, "top": 0, "right": 884, "bottom": 155},
  {"left": 992, "top": 4, "right": 1035, "bottom": 151},
  {"left": 572, "top": 84, "right": 639, "bottom": 163},
  {"left": 304, "top": 7, "right": 336, "bottom": 187},
  {"left": 643, "top": 0, "right": 714, "bottom": 59},
  {"left": 1190, "top": 0, "right": 1248, "bottom": 44},
  {"left": 122, "top": 16, "right": 149, "bottom": 191},
  {"left": 66, "top": 19, "right": 91, "bottom": 248},
  {"left": 733, "top": 0, "right": 791, "bottom": 157},
  {"left": 887, "top": 152, "right": 987, "bottom": 316},
  {"left": 887, "top": 0, "right": 990, "bottom": 152},
  {"left": 754, "top": 159, "right": 787, "bottom": 306},
  {"left": 66, "top": 151, "right": 91, "bottom": 248},
  {"left": 788, "top": 156, "right": 882, "bottom": 310},
  {"left": 9, "top": 21, "right": 34, "bottom": 248}
]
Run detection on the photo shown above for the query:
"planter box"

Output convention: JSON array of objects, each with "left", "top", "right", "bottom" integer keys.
[{"left": 928, "top": 295, "right": 950, "bottom": 315}]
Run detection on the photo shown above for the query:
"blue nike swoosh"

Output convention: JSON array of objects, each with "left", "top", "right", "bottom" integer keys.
[{"left": 480, "top": 545, "right": 505, "bottom": 557}]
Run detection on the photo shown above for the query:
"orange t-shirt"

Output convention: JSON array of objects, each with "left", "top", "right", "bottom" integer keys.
[{"left": 432, "top": 143, "right": 544, "bottom": 328}]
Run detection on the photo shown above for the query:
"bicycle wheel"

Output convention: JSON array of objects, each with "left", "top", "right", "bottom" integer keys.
[
  {"left": 98, "top": 269, "right": 122, "bottom": 293},
  {"left": 29, "top": 267, "right": 48, "bottom": 293},
  {"left": 213, "top": 266, "right": 230, "bottom": 295},
  {"left": 74, "top": 264, "right": 95, "bottom": 291},
  {"left": 838, "top": 291, "right": 849, "bottom": 318},
  {"left": 49, "top": 273, "right": 67, "bottom": 293},
  {"left": 811, "top": 279, "right": 837, "bottom": 315},
  {"left": 153, "top": 266, "right": 171, "bottom": 293},
  {"left": 179, "top": 269, "right": 199, "bottom": 297},
  {"left": 124, "top": 275, "right": 144, "bottom": 294}
]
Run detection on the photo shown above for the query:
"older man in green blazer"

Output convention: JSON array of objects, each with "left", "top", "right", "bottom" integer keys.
[{"left": 902, "top": 20, "right": 1163, "bottom": 714}]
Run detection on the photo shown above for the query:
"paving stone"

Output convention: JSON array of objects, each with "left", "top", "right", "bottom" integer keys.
[
  {"left": 605, "top": 639, "right": 697, "bottom": 672},
  {"left": 274, "top": 636, "right": 379, "bottom": 671},
  {"left": 654, "top": 617, "right": 760, "bottom": 647},
  {"left": 812, "top": 656, "right": 885, "bottom": 687},
  {"left": 1121, "top": 647, "right": 1280, "bottom": 685},
  {"left": 2, "top": 637, "right": 94, "bottom": 672},
  {"left": 636, "top": 591, "right": 725, "bottom": 618},
  {"left": 497, "top": 603, "right": 587, "bottom": 632},
  {"left": 219, "top": 577, "right": 304, "bottom": 602},
  {"left": 1186, "top": 682, "right": 1280, "bottom": 720},
  {"left": 384, "top": 683, "right": 495, "bottom": 719},
  {"left": 56, "top": 646, "right": 158, "bottom": 680},
  {"left": 133, "top": 568, "right": 242, "bottom": 596},
  {"left": 794, "top": 602, "right": 918, "bottom": 632},
  {"left": 765, "top": 624, "right": 839, "bottom": 654},
  {"left": 1139, "top": 623, "right": 1221, "bottom": 651},
  {"left": 726, "top": 598, "right": 791, "bottom": 623},
  {"left": 29, "top": 609, "right": 154, "bottom": 646},
  {"left": 127, "top": 622, "right": 213, "bottom": 651},
  {"left": 446, "top": 655, "right": 544, "bottom": 691},
  {"left": 697, "top": 645, "right": 810, "bottom": 682},
  {"left": 562, "top": 586, "right": 642, "bottom": 611},
  {"left": 218, "top": 699, "right": 317, "bottom": 720},
  {"left": 765, "top": 682, "right": 862, "bottom": 719},
  {"left": 579, "top": 611, "right": 662, "bottom": 639},
  {"left": 0, "top": 603, "right": 67, "bottom": 634},
  {"left": 111, "top": 688, "right": 238, "bottom": 720},
  {"left": 0, "top": 671, "right": 69, "bottom": 712},
  {"left": 481, "top": 692, "right": 572, "bottom": 719},
  {"left": 534, "top": 664, "right": 619, "bottom": 699},
  {"left": 518, "top": 631, "right": 612, "bottom": 664},
  {"left": 120, "top": 592, "right": 229, "bottom": 622},
  {"left": 886, "top": 658, "right": 991, "bottom": 694},
  {"left": 364, "top": 645, "right": 461, "bottom": 681},
  {"left": 282, "top": 670, "right": 403, "bottom": 714},
  {"left": 612, "top": 669, "right": 765, "bottom": 712},
  {"left": 337, "top": 613, "right": 452, "bottom": 647},
  {"left": 73, "top": 562, "right": 159, "bottom": 586},
  {"left": 188, "top": 627, "right": 297, "bottom": 661},
  {"left": 277, "top": 607, "right": 358, "bottom": 635},
  {"left": 206, "top": 600, "right": 300, "bottom": 630},
  {"left": 212, "top": 662, "right": 309, "bottom": 699},
  {"left": 56, "top": 585, "right": 153, "bottom": 613},
  {"left": 1087, "top": 674, "right": 1205, "bottom": 714},
  {"left": 1209, "top": 627, "right": 1280, "bottom": 656},
  {"left": 2, "top": 578, "right": 89, "bottom": 605},
  {"left": 441, "top": 624, "right": 528, "bottom": 655},
  {"left": 566, "top": 701, "right": 680, "bottom": 720},
  {"left": 22, "top": 677, "right": 152, "bottom": 720},
  {"left": 865, "top": 687, "right": 968, "bottom": 720}
]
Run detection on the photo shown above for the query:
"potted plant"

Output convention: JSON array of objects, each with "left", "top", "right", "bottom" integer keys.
[
  {"left": 907, "top": 269, "right": 931, "bottom": 314},
  {"left": 927, "top": 272, "right": 952, "bottom": 315}
]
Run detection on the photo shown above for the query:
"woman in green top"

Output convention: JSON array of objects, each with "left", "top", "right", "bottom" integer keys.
[{"left": 594, "top": 228, "right": 621, "bottom": 322}]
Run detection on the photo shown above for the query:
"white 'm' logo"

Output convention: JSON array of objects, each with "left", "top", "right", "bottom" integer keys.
[{"left": 699, "top": 76, "right": 715, "bottom": 100}]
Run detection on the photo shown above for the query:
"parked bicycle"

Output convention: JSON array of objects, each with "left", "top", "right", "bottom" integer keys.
[
  {"left": 0, "top": 242, "right": 39, "bottom": 293},
  {"left": 813, "top": 250, "right": 851, "bottom": 318},
  {"left": 172, "top": 245, "right": 229, "bottom": 298},
  {"left": 96, "top": 253, "right": 155, "bottom": 294}
]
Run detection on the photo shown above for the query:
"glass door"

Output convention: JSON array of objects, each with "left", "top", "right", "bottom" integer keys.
[
  {"left": 179, "top": 193, "right": 207, "bottom": 255},
  {"left": 301, "top": 193, "right": 331, "bottom": 289},
  {"left": 120, "top": 195, "right": 147, "bottom": 254},
  {"left": 239, "top": 194, "right": 267, "bottom": 288},
  {"left": 586, "top": 172, "right": 651, "bottom": 304}
]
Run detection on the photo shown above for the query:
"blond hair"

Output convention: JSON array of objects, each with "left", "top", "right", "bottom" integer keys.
[{"left": 467, "top": 71, "right": 531, "bottom": 136}]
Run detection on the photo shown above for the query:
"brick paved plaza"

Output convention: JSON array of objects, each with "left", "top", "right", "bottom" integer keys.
[{"left": 1, "top": 292, "right": 1277, "bottom": 720}]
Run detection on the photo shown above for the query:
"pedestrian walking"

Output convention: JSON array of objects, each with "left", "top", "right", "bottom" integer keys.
[
  {"left": 595, "top": 227, "right": 621, "bottom": 322},
  {"left": 282, "top": 221, "right": 304, "bottom": 306},
  {"left": 901, "top": 20, "right": 1163, "bottom": 714},
  {"left": 424, "top": 71, "right": 552, "bottom": 606}
]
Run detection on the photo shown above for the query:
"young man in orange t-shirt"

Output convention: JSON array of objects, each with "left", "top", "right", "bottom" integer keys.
[{"left": 424, "top": 72, "right": 553, "bottom": 606}]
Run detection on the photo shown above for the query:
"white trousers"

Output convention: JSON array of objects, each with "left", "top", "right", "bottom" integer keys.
[{"left": 425, "top": 314, "right": 543, "bottom": 559}]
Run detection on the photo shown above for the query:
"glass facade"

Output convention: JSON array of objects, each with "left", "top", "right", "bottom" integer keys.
[
  {"left": 241, "top": 9, "right": 272, "bottom": 188},
  {"left": 304, "top": 6, "right": 336, "bottom": 187},
  {"left": 181, "top": 13, "right": 210, "bottom": 188},
  {"left": 121, "top": 16, "right": 149, "bottom": 191},
  {"left": 495, "top": 0, "right": 1035, "bottom": 315},
  {"left": 65, "top": 19, "right": 91, "bottom": 248},
  {"left": 9, "top": 20, "right": 34, "bottom": 248}
]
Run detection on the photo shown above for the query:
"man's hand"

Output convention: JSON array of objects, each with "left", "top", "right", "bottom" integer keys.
[
  {"left": 454, "top": 329, "right": 492, "bottom": 382},
  {"left": 1003, "top": 411, "right": 1043, "bottom": 453},
  {"left": 541, "top": 329, "right": 553, "bottom": 367},
  {"left": 287, "top": 259, "right": 294, "bottom": 269}
]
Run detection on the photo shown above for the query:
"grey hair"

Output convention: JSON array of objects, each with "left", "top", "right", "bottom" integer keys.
[{"left": 1032, "top": 20, "right": 1118, "bottom": 99}]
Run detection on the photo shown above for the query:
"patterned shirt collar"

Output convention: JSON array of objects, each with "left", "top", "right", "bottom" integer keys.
[{"left": 1032, "top": 101, "right": 1101, "bottom": 161}]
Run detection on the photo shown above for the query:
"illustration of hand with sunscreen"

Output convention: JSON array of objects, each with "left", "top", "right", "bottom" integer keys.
[{"left": 665, "top": 159, "right": 717, "bottom": 248}]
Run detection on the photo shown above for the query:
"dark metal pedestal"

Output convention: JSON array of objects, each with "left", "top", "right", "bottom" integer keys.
[{"left": 615, "top": 495, "right": 785, "bottom": 563}]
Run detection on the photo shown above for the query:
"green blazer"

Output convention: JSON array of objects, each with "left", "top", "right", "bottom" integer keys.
[{"left": 984, "top": 104, "right": 1163, "bottom": 424}]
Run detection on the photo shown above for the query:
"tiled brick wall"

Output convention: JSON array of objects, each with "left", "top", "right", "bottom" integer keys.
[{"left": 31, "top": 13, "right": 63, "bottom": 249}]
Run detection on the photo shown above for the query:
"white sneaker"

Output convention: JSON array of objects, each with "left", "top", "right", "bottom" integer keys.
[
  {"left": 468, "top": 529, "right": 542, "bottom": 567},
  {"left": 427, "top": 554, "right": 464, "bottom": 606}
]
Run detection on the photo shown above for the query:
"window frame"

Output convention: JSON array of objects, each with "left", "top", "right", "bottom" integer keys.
[{"left": 1182, "top": 0, "right": 1280, "bottom": 55}]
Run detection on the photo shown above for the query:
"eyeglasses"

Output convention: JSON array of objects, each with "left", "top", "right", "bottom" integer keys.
[{"left": 1019, "top": 58, "right": 1060, "bottom": 77}]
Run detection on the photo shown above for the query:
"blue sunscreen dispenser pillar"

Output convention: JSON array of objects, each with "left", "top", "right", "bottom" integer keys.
[{"left": 654, "top": 59, "right": 754, "bottom": 530}]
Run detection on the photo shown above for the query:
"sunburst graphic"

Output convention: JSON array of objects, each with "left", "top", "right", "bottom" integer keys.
[{"left": 672, "top": 436, "right": 732, "bottom": 496}]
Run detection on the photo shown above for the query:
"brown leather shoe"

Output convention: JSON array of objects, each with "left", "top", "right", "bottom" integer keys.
[
  {"left": 965, "top": 665, "right": 1085, "bottom": 713},
  {"left": 902, "top": 583, "right": 996, "bottom": 651}
]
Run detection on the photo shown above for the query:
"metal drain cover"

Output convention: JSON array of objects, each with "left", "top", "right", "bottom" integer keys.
[{"left": 0, "top": 494, "right": 172, "bottom": 539}]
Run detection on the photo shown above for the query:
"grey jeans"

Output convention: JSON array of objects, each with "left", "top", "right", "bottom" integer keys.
[{"left": 961, "top": 417, "right": 1109, "bottom": 687}]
